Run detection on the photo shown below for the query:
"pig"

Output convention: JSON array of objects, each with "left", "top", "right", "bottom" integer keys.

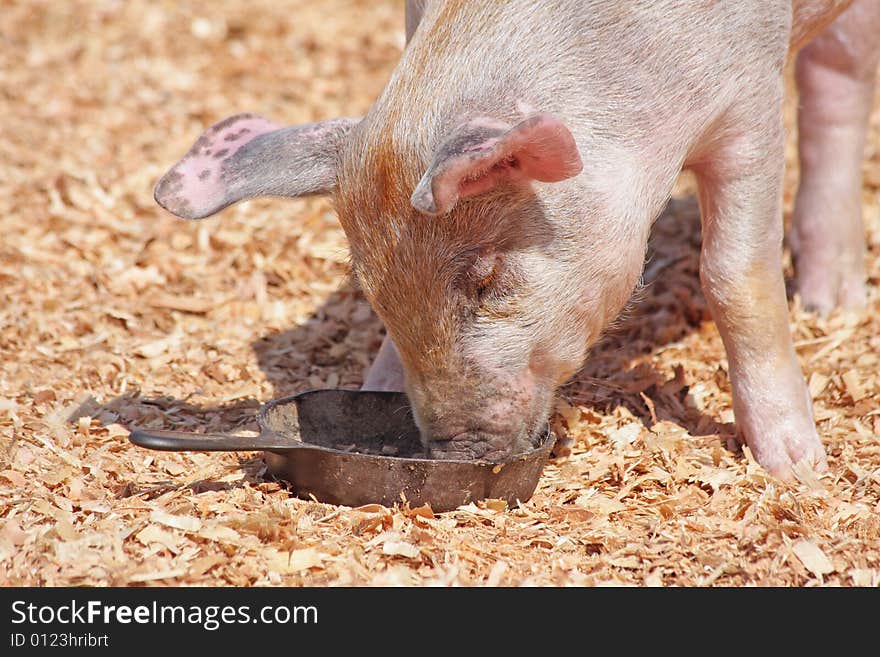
[{"left": 154, "top": 0, "right": 880, "bottom": 480}]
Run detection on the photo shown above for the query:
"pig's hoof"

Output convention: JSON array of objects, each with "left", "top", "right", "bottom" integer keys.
[
  {"left": 794, "top": 269, "right": 866, "bottom": 315},
  {"left": 739, "top": 426, "right": 828, "bottom": 482},
  {"left": 790, "top": 232, "right": 866, "bottom": 315}
]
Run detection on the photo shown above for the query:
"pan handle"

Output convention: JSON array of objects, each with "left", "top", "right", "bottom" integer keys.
[{"left": 129, "top": 428, "right": 301, "bottom": 452}]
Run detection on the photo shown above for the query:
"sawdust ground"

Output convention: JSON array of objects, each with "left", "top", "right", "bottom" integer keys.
[{"left": 1, "top": 0, "right": 878, "bottom": 587}]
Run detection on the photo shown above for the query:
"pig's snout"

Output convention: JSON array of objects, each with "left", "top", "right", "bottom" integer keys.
[
  {"left": 426, "top": 428, "right": 536, "bottom": 461},
  {"left": 408, "top": 374, "right": 551, "bottom": 461}
]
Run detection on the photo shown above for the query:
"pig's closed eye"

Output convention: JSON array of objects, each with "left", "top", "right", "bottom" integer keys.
[{"left": 472, "top": 253, "right": 504, "bottom": 301}]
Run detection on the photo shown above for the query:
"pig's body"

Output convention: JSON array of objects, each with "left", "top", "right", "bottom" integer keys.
[{"left": 155, "top": 0, "right": 879, "bottom": 480}]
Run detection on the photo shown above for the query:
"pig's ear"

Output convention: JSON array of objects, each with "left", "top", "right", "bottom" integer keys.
[
  {"left": 154, "top": 113, "right": 358, "bottom": 219},
  {"left": 410, "top": 114, "right": 582, "bottom": 216}
]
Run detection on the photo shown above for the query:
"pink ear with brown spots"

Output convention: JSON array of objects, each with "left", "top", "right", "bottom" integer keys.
[
  {"left": 410, "top": 113, "right": 582, "bottom": 216},
  {"left": 154, "top": 113, "right": 358, "bottom": 219}
]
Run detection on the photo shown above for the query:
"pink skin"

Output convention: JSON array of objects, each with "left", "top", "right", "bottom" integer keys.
[
  {"left": 410, "top": 113, "right": 583, "bottom": 215},
  {"left": 154, "top": 0, "right": 878, "bottom": 480},
  {"left": 360, "top": 0, "right": 878, "bottom": 478},
  {"left": 408, "top": 366, "right": 545, "bottom": 460},
  {"left": 690, "top": 83, "right": 829, "bottom": 477},
  {"left": 154, "top": 114, "right": 359, "bottom": 219},
  {"left": 365, "top": 0, "right": 584, "bottom": 394},
  {"left": 789, "top": 0, "right": 880, "bottom": 314},
  {"left": 154, "top": 115, "right": 282, "bottom": 219}
]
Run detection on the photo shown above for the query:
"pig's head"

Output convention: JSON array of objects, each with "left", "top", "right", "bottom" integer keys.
[{"left": 155, "top": 110, "right": 645, "bottom": 460}]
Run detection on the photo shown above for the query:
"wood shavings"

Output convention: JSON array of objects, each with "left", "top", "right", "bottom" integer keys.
[
  {"left": 1, "top": 0, "right": 878, "bottom": 588},
  {"left": 136, "top": 526, "right": 183, "bottom": 553},
  {"left": 791, "top": 540, "right": 834, "bottom": 579},
  {"left": 265, "top": 547, "right": 326, "bottom": 574},
  {"left": 849, "top": 569, "right": 878, "bottom": 587},
  {"left": 197, "top": 525, "right": 243, "bottom": 545},
  {"left": 380, "top": 539, "right": 421, "bottom": 559},
  {"left": 605, "top": 423, "right": 642, "bottom": 450},
  {"left": 128, "top": 569, "right": 189, "bottom": 583},
  {"left": 149, "top": 510, "right": 203, "bottom": 532}
]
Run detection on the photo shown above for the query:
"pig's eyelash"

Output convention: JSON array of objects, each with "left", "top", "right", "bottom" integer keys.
[
  {"left": 468, "top": 251, "right": 505, "bottom": 299},
  {"left": 475, "top": 265, "right": 501, "bottom": 299},
  {"left": 476, "top": 265, "right": 526, "bottom": 310}
]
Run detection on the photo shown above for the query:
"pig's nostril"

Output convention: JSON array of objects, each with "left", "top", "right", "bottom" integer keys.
[
  {"left": 425, "top": 430, "right": 504, "bottom": 460},
  {"left": 429, "top": 436, "right": 492, "bottom": 460},
  {"left": 426, "top": 427, "right": 542, "bottom": 461}
]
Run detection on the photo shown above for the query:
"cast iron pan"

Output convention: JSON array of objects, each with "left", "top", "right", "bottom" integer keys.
[{"left": 129, "top": 389, "right": 555, "bottom": 512}]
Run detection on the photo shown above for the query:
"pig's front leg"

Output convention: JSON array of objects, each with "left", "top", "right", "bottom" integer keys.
[
  {"left": 361, "top": 336, "right": 406, "bottom": 392},
  {"left": 789, "top": 0, "right": 880, "bottom": 314},
  {"left": 693, "top": 80, "right": 827, "bottom": 480}
]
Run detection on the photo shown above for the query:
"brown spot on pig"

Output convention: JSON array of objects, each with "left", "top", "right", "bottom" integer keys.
[{"left": 211, "top": 113, "right": 257, "bottom": 133}]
